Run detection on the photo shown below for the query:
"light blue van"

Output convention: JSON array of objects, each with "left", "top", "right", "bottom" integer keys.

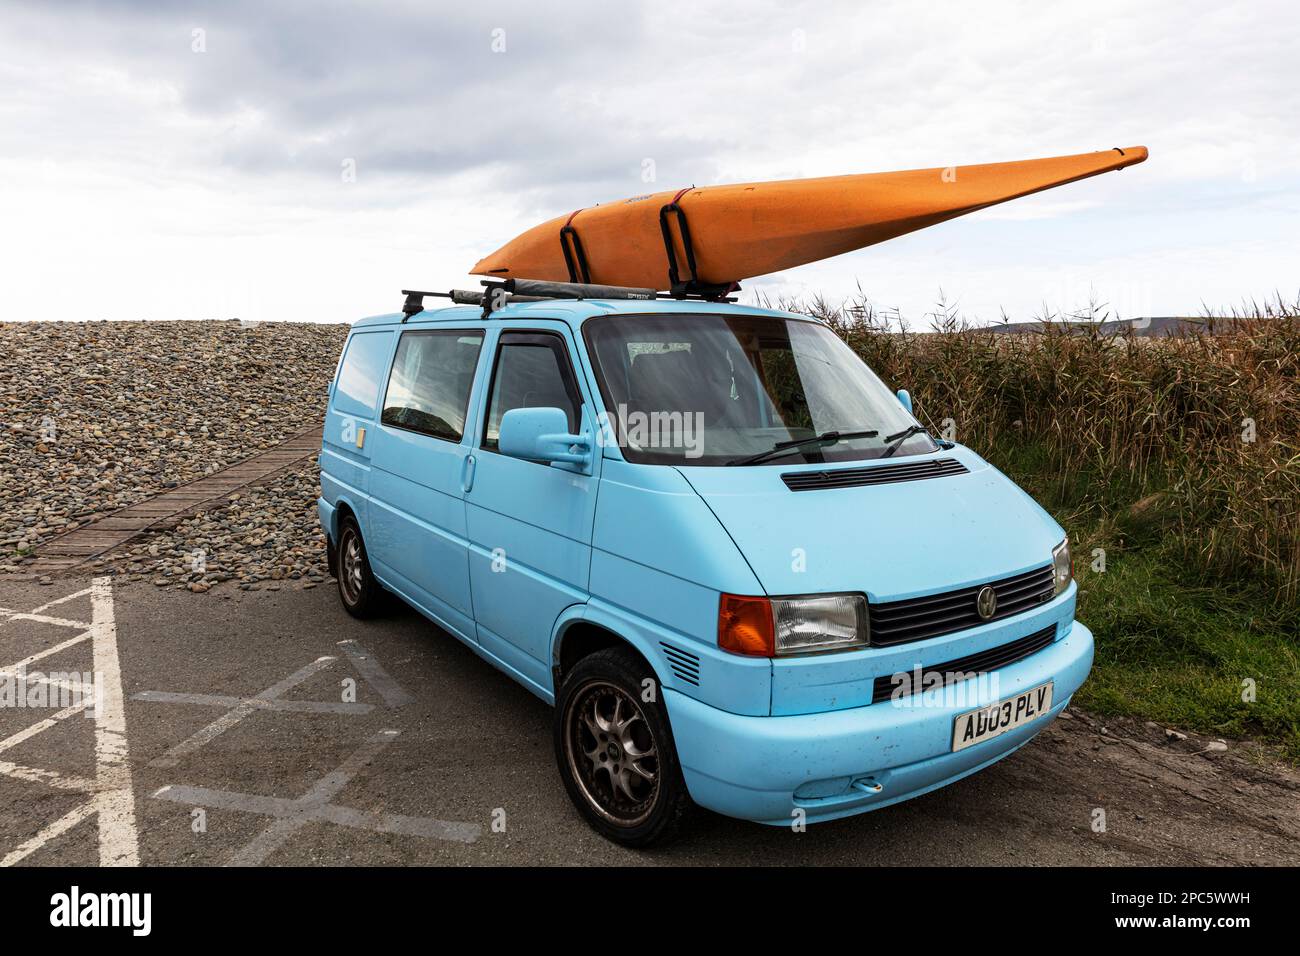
[{"left": 318, "top": 282, "right": 1092, "bottom": 846}]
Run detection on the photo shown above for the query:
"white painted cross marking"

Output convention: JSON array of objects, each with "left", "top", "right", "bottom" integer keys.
[
  {"left": 0, "top": 577, "right": 139, "bottom": 867},
  {"left": 132, "top": 639, "right": 413, "bottom": 767},
  {"left": 137, "top": 656, "right": 339, "bottom": 769},
  {"left": 0, "top": 802, "right": 97, "bottom": 867},
  {"left": 152, "top": 729, "right": 480, "bottom": 864}
]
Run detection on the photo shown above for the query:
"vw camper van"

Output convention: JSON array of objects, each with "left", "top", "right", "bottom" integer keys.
[{"left": 319, "top": 285, "right": 1092, "bottom": 846}]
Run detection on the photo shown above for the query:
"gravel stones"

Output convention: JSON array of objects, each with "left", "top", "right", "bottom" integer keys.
[
  {"left": 91, "top": 459, "right": 331, "bottom": 591},
  {"left": 1, "top": 320, "right": 347, "bottom": 588}
]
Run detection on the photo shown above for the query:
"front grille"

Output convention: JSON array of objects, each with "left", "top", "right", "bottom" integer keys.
[
  {"left": 871, "top": 624, "right": 1057, "bottom": 704},
  {"left": 781, "top": 457, "right": 969, "bottom": 491},
  {"left": 869, "top": 564, "right": 1055, "bottom": 646},
  {"left": 659, "top": 641, "right": 700, "bottom": 686}
]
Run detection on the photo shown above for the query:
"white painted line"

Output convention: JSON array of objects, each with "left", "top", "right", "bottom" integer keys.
[
  {"left": 225, "top": 728, "right": 401, "bottom": 865},
  {"left": 132, "top": 690, "right": 373, "bottom": 716},
  {"left": 0, "top": 702, "right": 89, "bottom": 755},
  {"left": 0, "top": 587, "right": 94, "bottom": 630},
  {"left": 224, "top": 818, "right": 302, "bottom": 866},
  {"left": 0, "top": 669, "right": 92, "bottom": 694},
  {"left": 29, "top": 586, "right": 93, "bottom": 615},
  {"left": 151, "top": 786, "right": 480, "bottom": 847},
  {"left": 0, "top": 760, "right": 97, "bottom": 792},
  {"left": 297, "top": 728, "right": 398, "bottom": 804},
  {"left": 157, "top": 785, "right": 314, "bottom": 818},
  {"left": 150, "top": 701, "right": 258, "bottom": 769},
  {"left": 0, "top": 611, "right": 93, "bottom": 631},
  {"left": 145, "top": 656, "right": 337, "bottom": 769},
  {"left": 0, "top": 629, "right": 93, "bottom": 671},
  {"left": 337, "top": 639, "right": 415, "bottom": 708},
  {"left": 89, "top": 576, "right": 140, "bottom": 867},
  {"left": 0, "top": 801, "right": 97, "bottom": 867},
  {"left": 260, "top": 656, "right": 337, "bottom": 696},
  {"left": 151, "top": 729, "right": 481, "bottom": 862}
]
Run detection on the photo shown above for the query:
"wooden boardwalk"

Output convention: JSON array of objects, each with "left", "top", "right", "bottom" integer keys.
[{"left": 26, "top": 426, "right": 323, "bottom": 575}]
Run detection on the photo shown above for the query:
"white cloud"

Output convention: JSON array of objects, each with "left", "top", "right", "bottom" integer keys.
[{"left": 0, "top": 0, "right": 1296, "bottom": 326}]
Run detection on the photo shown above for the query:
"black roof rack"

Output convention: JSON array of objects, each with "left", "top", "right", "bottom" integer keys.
[{"left": 400, "top": 277, "right": 738, "bottom": 321}]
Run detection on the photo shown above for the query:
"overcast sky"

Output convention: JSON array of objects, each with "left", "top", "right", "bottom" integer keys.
[{"left": 1, "top": 0, "right": 1296, "bottom": 326}]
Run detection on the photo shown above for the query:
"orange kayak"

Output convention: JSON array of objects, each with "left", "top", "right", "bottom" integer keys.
[{"left": 472, "top": 146, "right": 1148, "bottom": 294}]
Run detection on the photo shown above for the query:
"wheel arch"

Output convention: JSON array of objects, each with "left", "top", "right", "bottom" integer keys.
[
  {"left": 550, "top": 607, "right": 696, "bottom": 845},
  {"left": 331, "top": 497, "right": 361, "bottom": 537},
  {"left": 327, "top": 498, "right": 363, "bottom": 577},
  {"left": 550, "top": 609, "right": 665, "bottom": 692}
]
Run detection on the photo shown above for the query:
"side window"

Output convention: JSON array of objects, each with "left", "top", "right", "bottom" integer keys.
[
  {"left": 334, "top": 331, "right": 393, "bottom": 418},
  {"left": 482, "top": 333, "right": 582, "bottom": 451},
  {"left": 381, "top": 330, "right": 484, "bottom": 441}
]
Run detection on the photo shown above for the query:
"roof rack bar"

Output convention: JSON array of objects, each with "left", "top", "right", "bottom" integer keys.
[
  {"left": 498, "top": 278, "right": 657, "bottom": 301},
  {"left": 449, "top": 289, "right": 546, "bottom": 306},
  {"left": 478, "top": 278, "right": 655, "bottom": 319},
  {"left": 400, "top": 275, "right": 737, "bottom": 321},
  {"left": 401, "top": 289, "right": 442, "bottom": 319}
]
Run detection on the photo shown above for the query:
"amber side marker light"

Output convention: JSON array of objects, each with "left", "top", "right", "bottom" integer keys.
[{"left": 718, "top": 593, "right": 775, "bottom": 657}]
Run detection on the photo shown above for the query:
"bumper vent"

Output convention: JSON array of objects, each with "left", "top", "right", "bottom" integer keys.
[
  {"left": 872, "top": 624, "right": 1057, "bottom": 704},
  {"left": 660, "top": 641, "right": 700, "bottom": 687},
  {"left": 869, "top": 564, "right": 1056, "bottom": 646},
  {"left": 781, "top": 457, "right": 968, "bottom": 491}
]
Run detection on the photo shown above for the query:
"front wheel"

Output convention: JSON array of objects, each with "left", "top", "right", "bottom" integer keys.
[{"left": 554, "top": 647, "right": 692, "bottom": 847}]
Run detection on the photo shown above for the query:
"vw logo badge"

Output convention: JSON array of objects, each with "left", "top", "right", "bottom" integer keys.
[{"left": 976, "top": 585, "right": 998, "bottom": 620}]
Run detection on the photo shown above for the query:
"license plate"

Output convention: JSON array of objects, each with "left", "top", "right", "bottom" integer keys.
[{"left": 951, "top": 681, "right": 1053, "bottom": 752}]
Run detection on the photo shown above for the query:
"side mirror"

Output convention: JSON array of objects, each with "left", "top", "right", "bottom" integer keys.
[
  {"left": 498, "top": 407, "right": 591, "bottom": 470},
  {"left": 896, "top": 389, "right": 913, "bottom": 414}
]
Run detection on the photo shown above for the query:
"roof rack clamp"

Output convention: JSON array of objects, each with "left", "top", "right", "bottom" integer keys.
[{"left": 659, "top": 197, "right": 738, "bottom": 301}]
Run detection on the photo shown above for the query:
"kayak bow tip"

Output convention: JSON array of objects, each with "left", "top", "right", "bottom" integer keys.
[{"left": 1115, "top": 145, "right": 1149, "bottom": 168}]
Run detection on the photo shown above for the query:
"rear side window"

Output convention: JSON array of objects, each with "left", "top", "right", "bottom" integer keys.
[
  {"left": 482, "top": 332, "right": 582, "bottom": 450},
  {"left": 381, "top": 330, "right": 484, "bottom": 441},
  {"left": 333, "top": 331, "right": 393, "bottom": 418}
]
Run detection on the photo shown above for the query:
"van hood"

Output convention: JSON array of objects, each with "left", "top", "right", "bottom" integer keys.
[{"left": 675, "top": 447, "right": 1064, "bottom": 600}]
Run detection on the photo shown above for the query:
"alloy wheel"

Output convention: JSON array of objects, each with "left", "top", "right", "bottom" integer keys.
[
  {"left": 563, "top": 680, "right": 660, "bottom": 826},
  {"left": 340, "top": 531, "right": 364, "bottom": 604}
]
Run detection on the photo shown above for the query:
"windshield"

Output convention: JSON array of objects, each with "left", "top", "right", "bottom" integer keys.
[{"left": 582, "top": 313, "right": 937, "bottom": 466}]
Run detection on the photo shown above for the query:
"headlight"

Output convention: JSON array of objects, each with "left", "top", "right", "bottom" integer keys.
[
  {"left": 718, "top": 593, "right": 869, "bottom": 657},
  {"left": 1052, "top": 537, "right": 1072, "bottom": 595},
  {"left": 772, "top": 594, "right": 869, "bottom": 655}
]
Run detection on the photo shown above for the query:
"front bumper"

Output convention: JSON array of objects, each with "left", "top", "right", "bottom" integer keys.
[{"left": 667, "top": 619, "right": 1094, "bottom": 825}]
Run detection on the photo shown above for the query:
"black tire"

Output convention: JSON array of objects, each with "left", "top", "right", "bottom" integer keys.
[
  {"left": 554, "top": 646, "right": 692, "bottom": 847},
  {"left": 335, "top": 516, "right": 383, "bottom": 619}
]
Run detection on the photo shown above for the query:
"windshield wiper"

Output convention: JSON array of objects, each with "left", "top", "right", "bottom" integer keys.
[
  {"left": 725, "top": 430, "right": 879, "bottom": 467},
  {"left": 879, "top": 424, "right": 930, "bottom": 459}
]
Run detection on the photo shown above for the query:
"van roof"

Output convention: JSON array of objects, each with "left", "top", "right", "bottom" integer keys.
[{"left": 352, "top": 297, "right": 804, "bottom": 330}]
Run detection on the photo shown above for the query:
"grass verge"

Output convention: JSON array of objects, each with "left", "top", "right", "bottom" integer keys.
[
  {"left": 781, "top": 290, "right": 1299, "bottom": 761},
  {"left": 1002, "top": 444, "right": 1300, "bottom": 761}
]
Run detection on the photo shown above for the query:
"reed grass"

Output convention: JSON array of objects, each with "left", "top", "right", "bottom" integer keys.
[
  {"left": 770, "top": 291, "right": 1300, "bottom": 606},
  {"left": 765, "top": 290, "right": 1300, "bottom": 754}
]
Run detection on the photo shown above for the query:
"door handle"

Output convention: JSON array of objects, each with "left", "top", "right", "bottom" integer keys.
[{"left": 461, "top": 455, "right": 476, "bottom": 493}]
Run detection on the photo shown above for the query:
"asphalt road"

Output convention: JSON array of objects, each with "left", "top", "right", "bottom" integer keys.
[{"left": 1, "top": 576, "right": 1296, "bottom": 866}]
